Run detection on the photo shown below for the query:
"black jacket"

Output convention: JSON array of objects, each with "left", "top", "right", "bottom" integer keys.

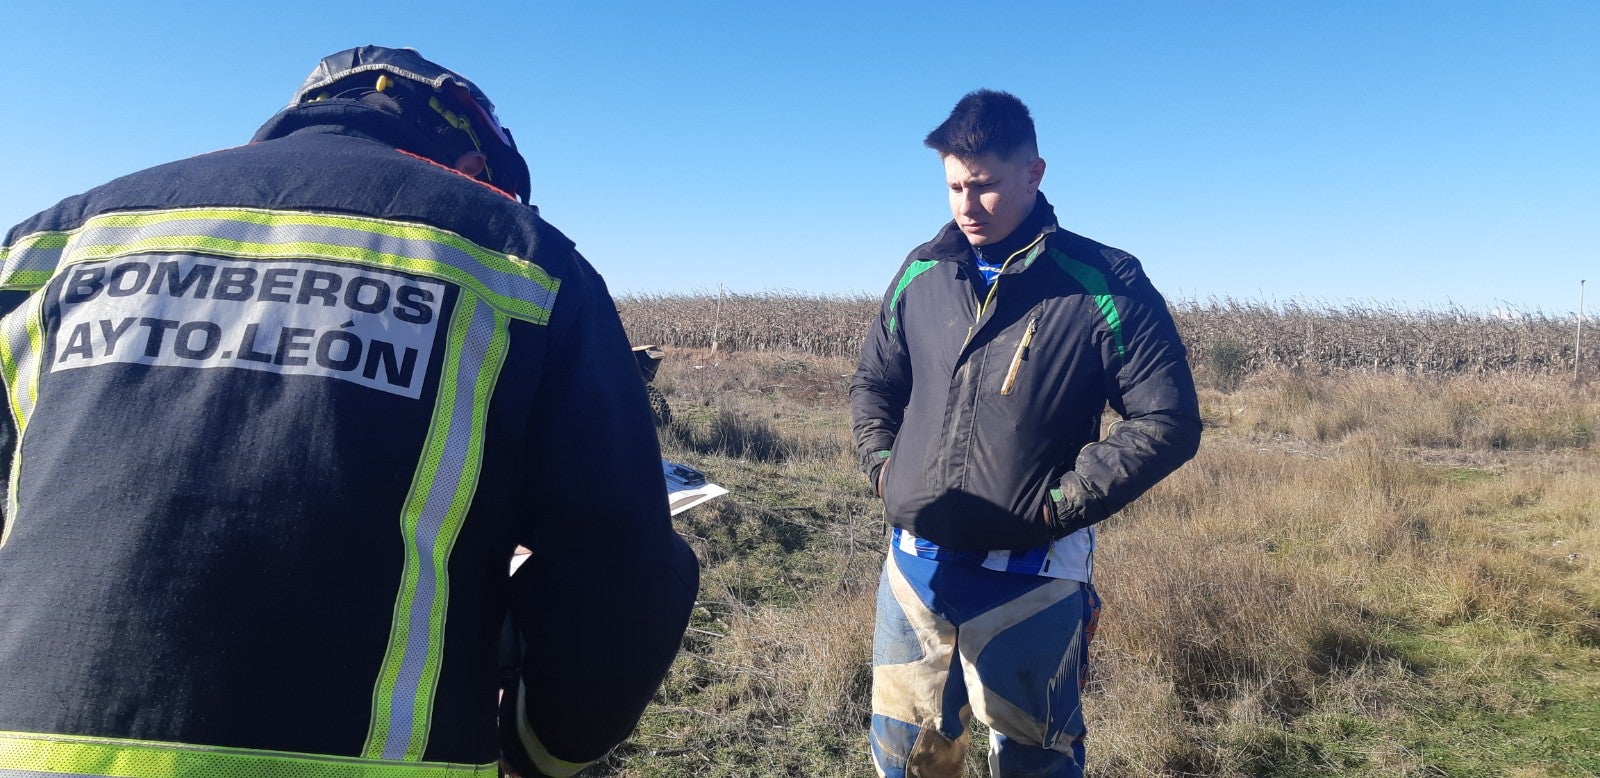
[
  {"left": 0, "top": 100, "right": 697, "bottom": 776},
  {"left": 850, "top": 194, "right": 1201, "bottom": 551}
]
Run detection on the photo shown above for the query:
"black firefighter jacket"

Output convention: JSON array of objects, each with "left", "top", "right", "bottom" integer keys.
[
  {"left": 851, "top": 194, "right": 1202, "bottom": 551},
  {"left": 0, "top": 100, "right": 697, "bottom": 777}
]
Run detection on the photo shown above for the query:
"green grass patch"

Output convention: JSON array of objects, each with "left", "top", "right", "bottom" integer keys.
[
  {"left": 1445, "top": 467, "right": 1497, "bottom": 484},
  {"left": 1365, "top": 622, "right": 1600, "bottom": 775}
]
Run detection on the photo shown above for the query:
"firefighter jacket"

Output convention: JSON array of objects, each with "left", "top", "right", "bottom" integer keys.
[
  {"left": 850, "top": 193, "right": 1202, "bottom": 552},
  {"left": 0, "top": 100, "right": 698, "bottom": 778}
]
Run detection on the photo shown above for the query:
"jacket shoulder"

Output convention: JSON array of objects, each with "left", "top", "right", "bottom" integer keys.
[
  {"left": 873, "top": 223, "right": 960, "bottom": 304},
  {"left": 1045, "top": 229, "right": 1164, "bottom": 300},
  {"left": 3, "top": 155, "right": 196, "bottom": 242}
]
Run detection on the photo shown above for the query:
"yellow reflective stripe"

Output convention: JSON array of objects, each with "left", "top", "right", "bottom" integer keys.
[
  {"left": 71, "top": 208, "right": 558, "bottom": 294},
  {"left": 512, "top": 681, "right": 594, "bottom": 778},
  {"left": 365, "top": 295, "right": 509, "bottom": 759},
  {"left": 0, "top": 304, "right": 16, "bottom": 548},
  {"left": 51, "top": 207, "right": 559, "bottom": 324},
  {"left": 0, "top": 231, "right": 68, "bottom": 291},
  {"left": 0, "top": 293, "right": 47, "bottom": 547},
  {"left": 68, "top": 237, "right": 549, "bottom": 325},
  {"left": 18, "top": 304, "right": 44, "bottom": 419},
  {"left": 0, "top": 301, "right": 23, "bottom": 416},
  {"left": 0, "top": 731, "right": 496, "bottom": 777},
  {"left": 0, "top": 270, "right": 53, "bottom": 291}
]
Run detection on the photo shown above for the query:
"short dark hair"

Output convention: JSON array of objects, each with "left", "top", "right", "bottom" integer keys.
[{"left": 923, "top": 89, "right": 1038, "bottom": 161}]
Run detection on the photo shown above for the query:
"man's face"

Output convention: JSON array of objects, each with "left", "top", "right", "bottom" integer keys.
[{"left": 942, "top": 152, "right": 1046, "bottom": 247}]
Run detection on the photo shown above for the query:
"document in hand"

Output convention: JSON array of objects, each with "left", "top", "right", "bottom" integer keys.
[
  {"left": 510, "top": 459, "right": 725, "bottom": 573},
  {"left": 663, "top": 459, "right": 727, "bottom": 516}
]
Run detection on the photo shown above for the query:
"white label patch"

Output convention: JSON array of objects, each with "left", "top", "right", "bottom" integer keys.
[{"left": 52, "top": 255, "right": 446, "bottom": 399}]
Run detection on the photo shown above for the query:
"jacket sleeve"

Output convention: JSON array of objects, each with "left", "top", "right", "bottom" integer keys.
[
  {"left": 1051, "top": 255, "right": 1201, "bottom": 536},
  {"left": 849, "top": 267, "right": 913, "bottom": 485},
  {"left": 499, "top": 253, "right": 698, "bottom": 777}
]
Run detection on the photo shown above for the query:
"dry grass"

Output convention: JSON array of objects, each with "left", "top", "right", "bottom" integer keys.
[
  {"left": 593, "top": 346, "right": 1600, "bottom": 777},
  {"left": 1101, "top": 375, "right": 1596, "bottom": 775},
  {"left": 1214, "top": 369, "right": 1599, "bottom": 450}
]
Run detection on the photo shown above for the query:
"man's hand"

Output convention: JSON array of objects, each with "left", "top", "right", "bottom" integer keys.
[
  {"left": 1044, "top": 476, "right": 1112, "bottom": 539},
  {"left": 867, "top": 450, "right": 891, "bottom": 497}
]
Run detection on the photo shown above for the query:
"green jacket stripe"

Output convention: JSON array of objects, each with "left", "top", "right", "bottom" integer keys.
[
  {"left": 1049, "top": 249, "right": 1126, "bottom": 357},
  {"left": 887, "top": 259, "right": 938, "bottom": 334},
  {"left": 364, "top": 294, "right": 509, "bottom": 760}
]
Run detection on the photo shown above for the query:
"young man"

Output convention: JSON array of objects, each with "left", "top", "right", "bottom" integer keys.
[
  {"left": 851, "top": 90, "right": 1201, "bottom": 777},
  {"left": 0, "top": 46, "right": 697, "bottom": 778}
]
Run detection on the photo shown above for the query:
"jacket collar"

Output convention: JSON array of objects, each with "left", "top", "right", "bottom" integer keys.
[{"left": 251, "top": 100, "right": 457, "bottom": 166}]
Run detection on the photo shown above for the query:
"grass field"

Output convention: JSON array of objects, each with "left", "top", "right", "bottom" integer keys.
[{"left": 586, "top": 346, "right": 1599, "bottom": 777}]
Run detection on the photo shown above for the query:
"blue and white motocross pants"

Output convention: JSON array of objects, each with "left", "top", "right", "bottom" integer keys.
[{"left": 869, "top": 548, "right": 1101, "bottom": 778}]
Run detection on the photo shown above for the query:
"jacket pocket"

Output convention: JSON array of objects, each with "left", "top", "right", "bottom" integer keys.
[{"left": 999, "top": 316, "right": 1039, "bottom": 396}]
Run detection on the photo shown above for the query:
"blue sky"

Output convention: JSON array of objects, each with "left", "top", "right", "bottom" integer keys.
[{"left": 3, "top": 1, "right": 1595, "bottom": 314}]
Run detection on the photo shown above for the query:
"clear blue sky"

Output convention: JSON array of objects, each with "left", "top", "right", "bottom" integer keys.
[{"left": 3, "top": 1, "right": 1595, "bottom": 314}]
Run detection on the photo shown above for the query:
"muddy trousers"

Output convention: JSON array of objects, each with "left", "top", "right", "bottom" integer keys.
[{"left": 869, "top": 549, "right": 1100, "bottom": 778}]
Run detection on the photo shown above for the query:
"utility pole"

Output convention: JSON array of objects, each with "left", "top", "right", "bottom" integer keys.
[
  {"left": 711, "top": 283, "right": 724, "bottom": 352},
  {"left": 1578, "top": 280, "right": 1586, "bottom": 381}
]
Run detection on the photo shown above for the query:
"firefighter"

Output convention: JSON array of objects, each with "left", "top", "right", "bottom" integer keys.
[{"left": 0, "top": 45, "right": 698, "bottom": 778}]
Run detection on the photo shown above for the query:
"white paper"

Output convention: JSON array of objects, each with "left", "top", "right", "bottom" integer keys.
[{"left": 510, "top": 458, "right": 725, "bottom": 573}]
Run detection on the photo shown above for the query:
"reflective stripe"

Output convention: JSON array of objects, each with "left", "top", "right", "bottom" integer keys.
[
  {"left": 512, "top": 680, "right": 593, "bottom": 778},
  {"left": 0, "top": 731, "right": 495, "bottom": 777},
  {"left": 1049, "top": 249, "right": 1125, "bottom": 357},
  {"left": 0, "top": 231, "right": 60, "bottom": 540},
  {"left": 0, "top": 293, "right": 46, "bottom": 546},
  {"left": 4, "top": 207, "right": 541, "bottom": 749},
  {"left": 0, "top": 295, "right": 38, "bottom": 427},
  {"left": 365, "top": 295, "right": 509, "bottom": 760},
  {"left": 0, "top": 232, "right": 67, "bottom": 291},
  {"left": 48, "top": 208, "right": 559, "bottom": 324}
]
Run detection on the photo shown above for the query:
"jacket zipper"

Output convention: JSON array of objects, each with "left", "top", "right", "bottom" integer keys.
[
  {"left": 945, "top": 229, "right": 1052, "bottom": 496},
  {"left": 963, "top": 231, "right": 1049, "bottom": 348}
]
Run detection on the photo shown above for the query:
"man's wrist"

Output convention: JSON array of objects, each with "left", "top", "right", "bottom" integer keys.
[
  {"left": 866, "top": 450, "right": 891, "bottom": 495},
  {"left": 1047, "top": 477, "right": 1107, "bottom": 538}
]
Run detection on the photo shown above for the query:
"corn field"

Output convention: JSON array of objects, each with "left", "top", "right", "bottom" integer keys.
[
  {"left": 617, "top": 293, "right": 1594, "bottom": 379},
  {"left": 618, "top": 292, "right": 879, "bottom": 357}
]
